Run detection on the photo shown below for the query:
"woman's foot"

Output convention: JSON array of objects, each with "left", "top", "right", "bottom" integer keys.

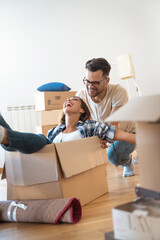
[
  {"left": 0, "top": 126, "right": 4, "bottom": 143},
  {"left": 0, "top": 126, "right": 9, "bottom": 145},
  {"left": 0, "top": 113, "right": 11, "bottom": 129}
]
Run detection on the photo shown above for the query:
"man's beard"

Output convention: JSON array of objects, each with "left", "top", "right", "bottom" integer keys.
[{"left": 87, "top": 87, "right": 104, "bottom": 98}]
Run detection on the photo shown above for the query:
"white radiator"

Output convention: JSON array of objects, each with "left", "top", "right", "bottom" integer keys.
[
  {"left": 2, "top": 105, "right": 40, "bottom": 133},
  {"left": 0, "top": 105, "right": 40, "bottom": 168}
]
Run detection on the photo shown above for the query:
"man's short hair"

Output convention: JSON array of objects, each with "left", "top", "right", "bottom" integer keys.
[{"left": 85, "top": 58, "right": 111, "bottom": 77}]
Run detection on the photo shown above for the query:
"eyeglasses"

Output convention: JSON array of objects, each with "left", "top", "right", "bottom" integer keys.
[{"left": 83, "top": 77, "right": 106, "bottom": 87}]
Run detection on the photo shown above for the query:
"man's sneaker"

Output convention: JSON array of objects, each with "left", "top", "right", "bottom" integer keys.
[
  {"left": 0, "top": 126, "right": 4, "bottom": 143},
  {"left": 132, "top": 149, "right": 139, "bottom": 164},
  {"left": 134, "top": 158, "right": 139, "bottom": 164},
  {"left": 122, "top": 161, "right": 135, "bottom": 177}
]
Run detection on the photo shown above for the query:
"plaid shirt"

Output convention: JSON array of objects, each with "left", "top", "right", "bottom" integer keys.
[{"left": 47, "top": 120, "right": 116, "bottom": 143}]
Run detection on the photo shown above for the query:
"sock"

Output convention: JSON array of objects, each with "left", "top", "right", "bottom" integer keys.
[{"left": 0, "top": 126, "right": 4, "bottom": 143}]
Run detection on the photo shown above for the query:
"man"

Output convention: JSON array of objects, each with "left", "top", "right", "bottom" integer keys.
[{"left": 76, "top": 58, "right": 136, "bottom": 177}]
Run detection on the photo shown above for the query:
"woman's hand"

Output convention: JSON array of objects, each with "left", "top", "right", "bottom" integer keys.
[{"left": 100, "top": 140, "right": 112, "bottom": 148}]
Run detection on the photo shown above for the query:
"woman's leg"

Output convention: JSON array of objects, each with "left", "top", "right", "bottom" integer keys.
[
  {"left": 0, "top": 113, "right": 11, "bottom": 129},
  {"left": 0, "top": 113, "right": 51, "bottom": 154},
  {"left": 2, "top": 129, "right": 51, "bottom": 153}
]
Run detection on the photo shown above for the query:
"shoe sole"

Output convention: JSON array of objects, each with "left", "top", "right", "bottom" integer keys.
[{"left": 122, "top": 173, "right": 135, "bottom": 177}]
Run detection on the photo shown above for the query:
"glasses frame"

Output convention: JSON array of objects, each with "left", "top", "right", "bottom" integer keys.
[{"left": 83, "top": 77, "right": 106, "bottom": 87}]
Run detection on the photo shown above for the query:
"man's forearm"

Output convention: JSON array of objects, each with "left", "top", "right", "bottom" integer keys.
[
  {"left": 108, "top": 121, "right": 120, "bottom": 129},
  {"left": 114, "top": 129, "right": 136, "bottom": 144}
]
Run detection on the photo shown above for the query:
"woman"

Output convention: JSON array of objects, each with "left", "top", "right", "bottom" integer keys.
[{"left": 0, "top": 96, "right": 135, "bottom": 154}]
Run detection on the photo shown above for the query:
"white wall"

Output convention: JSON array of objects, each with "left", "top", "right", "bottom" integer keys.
[{"left": 0, "top": 0, "right": 160, "bottom": 108}]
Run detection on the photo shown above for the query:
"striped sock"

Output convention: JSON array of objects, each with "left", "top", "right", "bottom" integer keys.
[{"left": 0, "top": 126, "right": 4, "bottom": 143}]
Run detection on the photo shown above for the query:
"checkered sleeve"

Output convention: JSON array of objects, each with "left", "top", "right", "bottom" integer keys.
[
  {"left": 82, "top": 120, "right": 116, "bottom": 142},
  {"left": 94, "top": 121, "right": 116, "bottom": 142},
  {"left": 47, "top": 124, "right": 65, "bottom": 142}
]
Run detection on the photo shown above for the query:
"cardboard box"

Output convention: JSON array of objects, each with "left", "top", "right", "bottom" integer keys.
[
  {"left": 104, "top": 231, "right": 115, "bottom": 240},
  {"left": 35, "top": 91, "right": 77, "bottom": 111},
  {"left": 107, "top": 94, "right": 160, "bottom": 193},
  {"left": 4, "top": 136, "right": 108, "bottom": 206},
  {"left": 112, "top": 198, "right": 160, "bottom": 240},
  {"left": 36, "top": 125, "right": 57, "bottom": 136},
  {"left": 40, "top": 109, "right": 63, "bottom": 125}
]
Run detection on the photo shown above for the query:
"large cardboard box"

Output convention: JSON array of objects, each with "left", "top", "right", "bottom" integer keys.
[
  {"left": 112, "top": 198, "right": 160, "bottom": 240},
  {"left": 4, "top": 136, "right": 108, "bottom": 206},
  {"left": 35, "top": 91, "right": 77, "bottom": 111},
  {"left": 107, "top": 94, "right": 160, "bottom": 193}
]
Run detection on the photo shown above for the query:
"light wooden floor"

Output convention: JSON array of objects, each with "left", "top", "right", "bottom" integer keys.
[{"left": 0, "top": 162, "right": 139, "bottom": 240}]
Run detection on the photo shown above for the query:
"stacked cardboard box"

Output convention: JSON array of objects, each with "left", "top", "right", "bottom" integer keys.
[
  {"left": 106, "top": 94, "right": 160, "bottom": 240},
  {"left": 35, "top": 91, "right": 77, "bottom": 136}
]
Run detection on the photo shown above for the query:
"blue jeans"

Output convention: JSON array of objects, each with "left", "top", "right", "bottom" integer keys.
[
  {"left": 0, "top": 114, "right": 51, "bottom": 154},
  {"left": 107, "top": 141, "right": 136, "bottom": 166}
]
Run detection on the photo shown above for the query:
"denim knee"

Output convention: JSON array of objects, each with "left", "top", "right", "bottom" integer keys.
[
  {"left": 107, "top": 141, "right": 136, "bottom": 166},
  {"left": 107, "top": 143, "right": 119, "bottom": 166}
]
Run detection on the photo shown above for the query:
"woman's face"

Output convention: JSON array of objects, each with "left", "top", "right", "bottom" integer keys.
[{"left": 63, "top": 97, "right": 84, "bottom": 115}]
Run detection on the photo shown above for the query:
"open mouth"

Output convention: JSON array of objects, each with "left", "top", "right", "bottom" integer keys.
[{"left": 65, "top": 102, "right": 73, "bottom": 107}]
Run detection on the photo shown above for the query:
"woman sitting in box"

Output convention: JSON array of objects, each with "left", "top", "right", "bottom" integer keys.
[{"left": 0, "top": 96, "right": 135, "bottom": 154}]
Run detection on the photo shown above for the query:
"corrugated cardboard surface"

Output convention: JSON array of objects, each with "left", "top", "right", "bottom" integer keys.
[
  {"left": 5, "top": 137, "right": 107, "bottom": 186},
  {"left": 7, "top": 164, "right": 108, "bottom": 206},
  {"left": 137, "top": 122, "right": 160, "bottom": 192},
  {"left": 36, "top": 125, "right": 57, "bottom": 136},
  {"left": 107, "top": 94, "right": 160, "bottom": 194},
  {"left": 5, "top": 144, "right": 58, "bottom": 186},
  {"left": 40, "top": 109, "right": 63, "bottom": 125},
  {"left": 55, "top": 136, "right": 107, "bottom": 178},
  {"left": 61, "top": 164, "right": 108, "bottom": 206},
  {"left": 7, "top": 181, "right": 62, "bottom": 200},
  {"left": 107, "top": 94, "right": 160, "bottom": 123},
  {"left": 4, "top": 136, "right": 108, "bottom": 206},
  {"left": 35, "top": 91, "right": 77, "bottom": 111},
  {"left": 113, "top": 198, "right": 160, "bottom": 240}
]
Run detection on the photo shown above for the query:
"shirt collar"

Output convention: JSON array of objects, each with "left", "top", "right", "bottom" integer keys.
[{"left": 58, "top": 121, "right": 84, "bottom": 131}]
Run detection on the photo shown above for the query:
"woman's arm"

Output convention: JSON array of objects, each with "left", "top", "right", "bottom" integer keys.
[{"left": 82, "top": 120, "right": 136, "bottom": 146}]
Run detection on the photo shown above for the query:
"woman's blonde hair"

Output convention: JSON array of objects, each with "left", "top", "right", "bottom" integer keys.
[{"left": 60, "top": 96, "right": 91, "bottom": 124}]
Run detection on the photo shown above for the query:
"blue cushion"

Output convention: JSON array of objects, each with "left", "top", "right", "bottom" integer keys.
[{"left": 37, "top": 82, "right": 71, "bottom": 92}]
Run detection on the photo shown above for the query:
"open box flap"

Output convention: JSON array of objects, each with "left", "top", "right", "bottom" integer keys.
[
  {"left": 107, "top": 94, "right": 160, "bottom": 123},
  {"left": 55, "top": 136, "right": 108, "bottom": 178},
  {"left": 5, "top": 144, "right": 58, "bottom": 186}
]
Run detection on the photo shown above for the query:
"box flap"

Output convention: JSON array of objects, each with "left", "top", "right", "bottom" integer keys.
[
  {"left": 5, "top": 144, "right": 58, "bottom": 186},
  {"left": 107, "top": 94, "right": 160, "bottom": 123},
  {"left": 55, "top": 136, "right": 108, "bottom": 178}
]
